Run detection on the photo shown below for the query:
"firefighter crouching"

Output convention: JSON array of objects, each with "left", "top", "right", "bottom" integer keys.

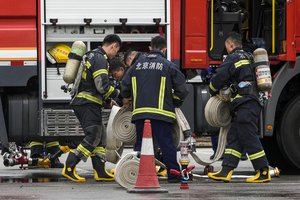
[
  {"left": 121, "top": 36, "right": 189, "bottom": 183},
  {"left": 208, "top": 32, "right": 271, "bottom": 183},
  {"left": 61, "top": 34, "right": 122, "bottom": 182}
]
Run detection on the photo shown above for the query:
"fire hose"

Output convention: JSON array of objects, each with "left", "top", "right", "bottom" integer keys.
[
  {"left": 114, "top": 152, "right": 140, "bottom": 189},
  {"left": 106, "top": 106, "right": 124, "bottom": 164},
  {"left": 174, "top": 98, "right": 231, "bottom": 166}
]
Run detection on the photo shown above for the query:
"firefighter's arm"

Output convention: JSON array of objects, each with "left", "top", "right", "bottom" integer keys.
[
  {"left": 170, "top": 64, "right": 189, "bottom": 107},
  {"left": 121, "top": 67, "right": 133, "bottom": 99},
  {"left": 92, "top": 55, "right": 119, "bottom": 99},
  {"left": 209, "top": 61, "right": 234, "bottom": 96}
]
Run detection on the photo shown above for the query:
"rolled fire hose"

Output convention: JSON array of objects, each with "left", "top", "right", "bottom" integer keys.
[
  {"left": 106, "top": 106, "right": 124, "bottom": 164},
  {"left": 114, "top": 152, "right": 140, "bottom": 189},
  {"left": 112, "top": 107, "right": 136, "bottom": 145}
]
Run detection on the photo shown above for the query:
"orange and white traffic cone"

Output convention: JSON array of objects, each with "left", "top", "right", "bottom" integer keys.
[{"left": 127, "top": 119, "right": 168, "bottom": 193}]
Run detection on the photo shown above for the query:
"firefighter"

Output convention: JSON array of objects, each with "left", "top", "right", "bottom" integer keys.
[
  {"left": 108, "top": 57, "right": 126, "bottom": 106},
  {"left": 121, "top": 36, "right": 189, "bottom": 183},
  {"left": 29, "top": 141, "right": 64, "bottom": 168},
  {"left": 61, "top": 34, "right": 122, "bottom": 183},
  {"left": 207, "top": 32, "right": 270, "bottom": 183},
  {"left": 123, "top": 49, "right": 143, "bottom": 68}
]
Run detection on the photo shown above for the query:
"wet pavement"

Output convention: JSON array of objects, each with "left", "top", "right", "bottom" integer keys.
[{"left": 0, "top": 148, "right": 300, "bottom": 200}]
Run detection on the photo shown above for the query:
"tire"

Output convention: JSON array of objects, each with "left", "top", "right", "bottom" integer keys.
[{"left": 277, "top": 95, "right": 300, "bottom": 170}]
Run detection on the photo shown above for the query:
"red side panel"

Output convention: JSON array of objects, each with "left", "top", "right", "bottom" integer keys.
[
  {"left": 182, "top": 0, "right": 208, "bottom": 69},
  {"left": 0, "top": 0, "right": 37, "bottom": 48},
  {"left": 170, "top": 0, "right": 181, "bottom": 62}
]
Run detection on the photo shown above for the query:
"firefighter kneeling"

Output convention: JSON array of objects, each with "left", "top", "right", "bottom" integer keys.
[{"left": 208, "top": 32, "right": 271, "bottom": 183}]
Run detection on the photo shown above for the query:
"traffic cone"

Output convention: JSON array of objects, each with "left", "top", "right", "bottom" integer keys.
[{"left": 127, "top": 119, "right": 168, "bottom": 193}]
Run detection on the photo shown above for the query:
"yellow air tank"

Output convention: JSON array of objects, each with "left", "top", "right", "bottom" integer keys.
[
  {"left": 253, "top": 48, "right": 272, "bottom": 92},
  {"left": 63, "top": 41, "right": 86, "bottom": 84}
]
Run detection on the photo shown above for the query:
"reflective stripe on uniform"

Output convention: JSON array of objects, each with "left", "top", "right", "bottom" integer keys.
[
  {"left": 77, "top": 144, "right": 91, "bottom": 158},
  {"left": 85, "top": 61, "right": 91, "bottom": 69},
  {"left": 231, "top": 94, "right": 243, "bottom": 102},
  {"left": 158, "top": 77, "right": 166, "bottom": 109},
  {"left": 172, "top": 89, "right": 181, "bottom": 100},
  {"left": 133, "top": 107, "right": 176, "bottom": 119},
  {"left": 82, "top": 70, "right": 87, "bottom": 80},
  {"left": 104, "top": 86, "right": 115, "bottom": 99},
  {"left": 234, "top": 60, "right": 250, "bottom": 68},
  {"left": 209, "top": 82, "right": 218, "bottom": 92},
  {"left": 46, "top": 141, "right": 59, "bottom": 148},
  {"left": 76, "top": 92, "right": 103, "bottom": 105},
  {"left": 29, "top": 141, "right": 43, "bottom": 148},
  {"left": 92, "top": 146, "right": 106, "bottom": 155},
  {"left": 132, "top": 77, "right": 137, "bottom": 110},
  {"left": 92, "top": 69, "right": 108, "bottom": 78},
  {"left": 249, "top": 150, "right": 266, "bottom": 160},
  {"left": 224, "top": 148, "right": 242, "bottom": 158}
]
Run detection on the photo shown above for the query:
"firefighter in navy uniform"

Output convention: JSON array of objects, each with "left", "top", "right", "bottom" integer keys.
[
  {"left": 121, "top": 36, "right": 189, "bottom": 183},
  {"left": 62, "top": 34, "right": 122, "bottom": 182},
  {"left": 207, "top": 32, "right": 270, "bottom": 183}
]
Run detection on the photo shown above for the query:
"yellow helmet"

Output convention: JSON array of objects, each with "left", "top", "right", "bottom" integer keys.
[{"left": 46, "top": 44, "right": 71, "bottom": 64}]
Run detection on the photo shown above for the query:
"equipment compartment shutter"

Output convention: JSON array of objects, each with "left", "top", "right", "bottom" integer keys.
[{"left": 45, "top": 0, "right": 166, "bottom": 24}]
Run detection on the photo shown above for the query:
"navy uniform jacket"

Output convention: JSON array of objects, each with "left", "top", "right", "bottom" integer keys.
[
  {"left": 121, "top": 51, "right": 188, "bottom": 123},
  {"left": 71, "top": 47, "right": 119, "bottom": 106},
  {"left": 209, "top": 47, "right": 258, "bottom": 108}
]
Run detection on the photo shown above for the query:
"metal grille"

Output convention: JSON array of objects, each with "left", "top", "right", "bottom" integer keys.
[{"left": 42, "top": 109, "right": 111, "bottom": 136}]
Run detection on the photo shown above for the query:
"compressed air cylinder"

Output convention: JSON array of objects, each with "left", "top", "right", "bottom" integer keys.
[
  {"left": 253, "top": 48, "right": 272, "bottom": 92},
  {"left": 63, "top": 41, "right": 86, "bottom": 84}
]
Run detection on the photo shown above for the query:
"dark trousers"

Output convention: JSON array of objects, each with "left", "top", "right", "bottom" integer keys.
[
  {"left": 222, "top": 100, "right": 269, "bottom": 170},
  {"left": 134, "top": 119, "right": 180, "bottom": 179},
  {"left": 72, "top": 104, "right": 106, "bottom": 161}
]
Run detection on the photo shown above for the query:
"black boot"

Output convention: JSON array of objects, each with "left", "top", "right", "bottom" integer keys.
[
  {"left": 246, "top": 167, "right": 271, "bottom": 183},
  {"left": 30, "top": 143, "right": 43, "bottom": 159},
  {"left": 91, "top": 155, "right": 114, "bottom": 181},
  {"left": 46, "top": 144, "right": 64, "bottom": 168},
  {"left": 62, "top": 151, "right": 85, "bottom": 182},
  {"left": 50, "top": 157, "right": 64, "bottom": 168},
  {"left": 207, "top": 166, "right": 234, "bottom": 182}
]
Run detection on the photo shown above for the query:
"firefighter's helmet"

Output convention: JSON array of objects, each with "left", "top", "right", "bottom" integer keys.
[{"left": 46, "top": 44, "right": 71, "bottom": 64}]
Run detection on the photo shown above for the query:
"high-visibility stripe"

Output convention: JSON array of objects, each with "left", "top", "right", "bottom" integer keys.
[
  {"left": 104, "top": 86, "right": 115, "bottom": 99},
  {"left": 29, "top": 141, "right": 43, "bottom": 147},
  {"left": 172, "top": 89, "right": 181, "bottom": 100},
  {"left": 141, "top": 138, "right": 154, "bottom": 156},
  {"left": 133, "top": 107, "right": 176, "bottom": 119},
  {"left": 46, "top": 141, "right": 59, "bottom": 148},
  {"left": 76, "top": 92, "right": 102, "bottom": 105},
  {"left": 132, "top": 77, "right": 137, "bottom": 110},
  {"left": 92, "top": 146, "right": 106, "bottom": 155},
  {"left": 82, "top": 70, "right": 87, "bottom": 80},
  {"left": 92, "top": 69, "right": 108, "bottom": 78},
  {"left": 231, "top": 94, "right": 243, "bottom": 102},
  {"left": 85, "top": 61, "right": 91, "bottom": 69},
  {"left": 158, "top": 77, "right": 166, "bottom": 109},
  {"left": 225, "top": 148, "right": 242, "bottom": 158},
  {"left": 209, "top": 82, "right": 218, "bottom": 92},
  {"left": 77, "top": 144, "right": 91, "bottom": 158},
  {"left": 234, "top": 60, "right": 250, "bottom": 68},
  {"left": 249, "top": 150, "right": 266, "bottom": 160}
]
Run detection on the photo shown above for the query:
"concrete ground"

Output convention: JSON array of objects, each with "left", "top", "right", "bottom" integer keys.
[{"left": 0, "top": 148, "right": 299, "bottom": 200}]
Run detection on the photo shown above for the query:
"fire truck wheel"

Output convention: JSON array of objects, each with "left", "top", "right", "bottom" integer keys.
[{"left": 278, "top": 94, "right": 300, "bottom": 170}]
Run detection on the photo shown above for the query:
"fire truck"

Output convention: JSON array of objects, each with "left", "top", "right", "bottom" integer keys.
[{"left": 0, "top": 0, "right": 299, "bottom": 170}]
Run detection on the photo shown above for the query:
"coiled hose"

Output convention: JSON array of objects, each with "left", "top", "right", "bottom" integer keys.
[
  {"left": 106, "top": 106, "right": 124, "bottom": 164},
  {"left": 192, "top": 95, "right": 231, "bottom": 165}
]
